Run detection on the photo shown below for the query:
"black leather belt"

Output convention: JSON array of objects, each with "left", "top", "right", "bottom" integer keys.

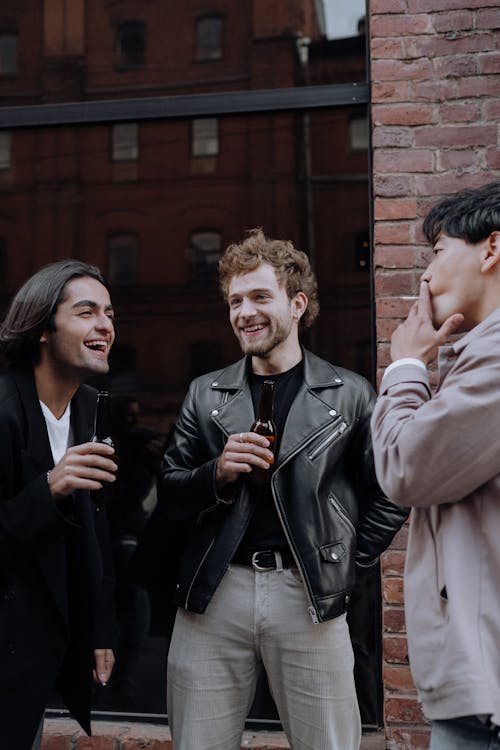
[{"left": 232, "top": 548, "right": 295, "bottom": 571}]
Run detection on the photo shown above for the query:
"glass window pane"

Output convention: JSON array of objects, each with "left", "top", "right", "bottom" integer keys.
[
  {"left": 192, "top": 118, "right": 219, "bottom": 157},
  {"left": 116, "top": 21, "right": 145, "bottom": 70},
  {"left": 108, "top": 234, "right": 138, "bottom": 284},
  {"left": 0, "top": 131, "right": 11, "bottom": 169},
  {"left": 0, "top": 33, "right": 17, "bottom": 74},
  {"left": 196, "top": 16, "right": 223, "bottom": 60},
  {"left": 112, "top": 123, "right": 139, "bottom": 162}
]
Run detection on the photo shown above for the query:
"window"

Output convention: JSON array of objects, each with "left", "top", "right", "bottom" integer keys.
[
  {"left": 116, "top": 21, "right": 145, "bottom": 70},
  {"left": 350, "top": 116, "right": 369, "bottom": 152},
  {"left": 112, "top": 123, "right": 139, "bottom": 162},
  {"left": 189, "top": 230, "right": 221, "bottom": 281},
  {"left": 0, "top": 31, "right": 17, "bottom": 74},
  {"left": 108, "top": 233, "right": 138, "bottom": 284},
  {"left": 0, "top": 238, "right": 6, "bottom": 290},
  {"left": 0, "top": 131, "right": 11, "bottom": 170},
  {"left": 192, "top": 118, "right": 219, "bottom": 157},
  {"left": 196, "top": 15, "right": 223, "bottom": 60}
]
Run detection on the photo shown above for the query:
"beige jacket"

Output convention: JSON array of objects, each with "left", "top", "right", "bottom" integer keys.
[{"left": 371, "top": 307, "right": 500, "bottom": 724}]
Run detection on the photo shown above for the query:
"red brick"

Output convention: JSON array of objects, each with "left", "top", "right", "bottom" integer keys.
[
  {"left": 371, "top": 14, "right": 433, "bottom": 36},
  {"left": 409, "top": 0, "right": 498, "bottom": 10},
  {"left": 371, "top": 58, "right": 433, "bottom": 81},
  {"left": 433, "top": 10, "right": 473, "bottom": 32},
  {"left": 372, "top": 127, "right": 414, "bottom": 148},
  {"left": 381, "top": 549, "right": 406, "bottom": 577},
  {"left": 383, "top": 576, "right": 405, "bottom": 605},
  {"left": 76, "top": 737, "right": 116, "bottom": 750},
  {"left": 372, "top": 80, "right": 412, "bottom": 103},
  {"left": 384, "top": 634, "right": 410, "bottom": 664},
  {"left": 413, "top": 79, "right": 459, "bottom": 102},
  {"left": 385, "top": 696, "right": 426, "bottom": 724},
  {"left": 384, "top": 664, "right": 416, "bottom": 691},
  {"left": 375, "top": 269, "right": 418, "bottom": 297},
  {"left": 480, "top": 52, "right": 500, "bottom": 74},
  {"left": 374, "top": 149, "right": 433, "bottom": 174},
  {"left": 41, "top": 738, "right": 72, "bottom": 750},
  {"left": 385, "top": 726, "right": 431, "bottom": 750},
  {"left": 415, "top": 125, "right": 497, "bottom": 148},
  {"left": 415, "top": 172, "right": 489, "bottom": 196},
  {"left": 383, "top": 606, "right": 407, "bottom": 633},
  {"left": 476, "top": 8, "right": 500, "bottom": 29},
  {"left": 457, "top": 75, "right": 498, "bottom": 97},
  {"left": 374, "top": 174, "right": 415, "bottom": 198},
  {"left": 484, "top": 99, "right": 500, "bottom": 120},
  {"left": 374, "top": 223, "right": 413, "bottom": 246},
  {"left": 371, "top": 0, "right": 407, "bottom": 11},
  {"left": 373, "top": 104, "right": 434, "bottom": 126},
  {"left": 370, "top": 38, "right": 405, "bottom": 59},
  {"left": 433, "top": 54, "right": 479, "bottom": 78},
  {"left": 440, "top": 101, "right": 482, "bottom": 123},
  {"left": 374, "top": 245, "right": 420, "bottom": 269},
  {"left": 486, "top": 148, "right": 500, "bottom": 169},
  {"left": 391, "top": 522, "right": 410, "bottom": 550},
  {"left": 122, "top": 742, "right": 172, "bottom": 749},
  {"left": 375, "top": 198, "right": 418, "bottom": 221},
  {"left": 410, "top": 33, "right": 494, "bottom": 59},
  {"left": 436, "top": 149, "right": 478, "bottom": 171},
  {"left": 377, "top": 317, "right": 400, "bottom": 342}
]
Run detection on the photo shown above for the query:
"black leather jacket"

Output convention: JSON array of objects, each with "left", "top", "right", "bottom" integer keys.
[{"left": 159, "top": 350, "right": 408, "bottom": 623}]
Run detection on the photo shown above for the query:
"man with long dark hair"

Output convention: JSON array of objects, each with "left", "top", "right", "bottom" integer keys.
[{"left": 0, "top": 260, "right": 117, "bottom": 749}]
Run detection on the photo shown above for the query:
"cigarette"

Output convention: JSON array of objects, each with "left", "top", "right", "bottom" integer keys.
[{"left": 400, "top": 295, "right": 418, "bottom": 300}]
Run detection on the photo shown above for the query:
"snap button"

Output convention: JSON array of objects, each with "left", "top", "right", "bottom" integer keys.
[
  {"left": 329, "top": 409, "right": 337, "bottom": 416},
  {"left": 212, "top": 381, "right": 218, "bottom": 386},
  {"left": 331, "top": 551, "right": 338, "bottom": 561},
  {"left": 334, "top": 378, "right": 342, "bottom": 383},
  {"left": 211, "top": 409, "right": 219, "bottom": 416}
]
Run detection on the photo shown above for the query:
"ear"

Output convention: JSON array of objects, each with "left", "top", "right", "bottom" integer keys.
[
  {"left": 39, "top": 331, "right": 48, "bottom": 343},
  {"left": 481, "top": 232, "right": 500, "bottom": 273},
  {"left": 292, "top": 291, "right": 308, "bottom": 321}
]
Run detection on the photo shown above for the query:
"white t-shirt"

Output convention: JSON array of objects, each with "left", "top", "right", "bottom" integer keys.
[{"left": 39, "top": 400, "right": 72, "bottom": 464}]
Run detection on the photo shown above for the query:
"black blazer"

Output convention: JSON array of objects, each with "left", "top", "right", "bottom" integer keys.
[{"left": 0, "top": 367, "right": 115, "bottom": 749}]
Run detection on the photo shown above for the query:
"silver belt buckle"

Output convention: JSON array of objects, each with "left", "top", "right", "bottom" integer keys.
[{"left": 251, "top": 550, "right": 275, "bottom": 572}]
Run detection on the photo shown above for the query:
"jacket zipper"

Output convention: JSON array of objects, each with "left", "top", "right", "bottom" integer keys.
[
  {"left": 184, "top": 537, "right": 215, "bottom": 609},
  {"left": 308, "top": 419, "right": 347, "bottom": 460},
  {"left": 329, "top": 495, "right": 356, "bottom": 536}
]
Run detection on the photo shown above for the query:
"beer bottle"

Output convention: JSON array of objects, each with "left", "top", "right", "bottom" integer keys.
[
  {"left": 249, "top": 380, "right": 276, "bottom": 483},
  {"left": 90, "top": 390, "right": 116, "bottom": 507}
]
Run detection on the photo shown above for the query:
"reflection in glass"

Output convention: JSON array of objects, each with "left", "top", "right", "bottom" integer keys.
[
  {"left": 116, "top": 20, "right": 146, "bottom": 70},
  {"left": 191, "top": 118, "right": 219, "bottom": 157},
  {"left": 0, "top": 32, "right": 17, "bottom": 74},
  {"left": 112, "top": 123, "right": 139, "bottom": 162},
  {"left": 196, "top": 15, "right": 224, "bottom": 61}
]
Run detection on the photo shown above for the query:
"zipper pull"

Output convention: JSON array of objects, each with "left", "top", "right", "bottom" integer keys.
[{"left": 308, "top": 605, "right": 319, "bottom": 624}]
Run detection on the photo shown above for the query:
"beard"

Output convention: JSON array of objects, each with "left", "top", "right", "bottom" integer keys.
[{"left": 237, "top": 319, "right": 292, "bottom": 357}]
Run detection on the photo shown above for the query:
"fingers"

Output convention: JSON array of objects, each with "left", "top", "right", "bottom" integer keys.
[
  {"left": 438, "top": 313, "right": 464, "bottom": 341},
  {"left": 215, "top": 432, "right": 274, "bottom": 486},
  {"left": 48, "top": 444, "right": 118, "bottom": 500},
  {"left": 93, "top": 648, "right": 115, "bottom": 685}
]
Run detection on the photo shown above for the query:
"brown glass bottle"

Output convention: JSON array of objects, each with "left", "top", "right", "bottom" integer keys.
[
  {"left": 90, "top": 390, "right": 116, "bottom": 507},
  {"left": 248, "top": 380, "right": 276, "bottom": 483}
]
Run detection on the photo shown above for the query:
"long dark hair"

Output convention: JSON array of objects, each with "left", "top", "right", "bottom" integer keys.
[{"left": 0, "top": 260, "right": 107, "bottom": 366}]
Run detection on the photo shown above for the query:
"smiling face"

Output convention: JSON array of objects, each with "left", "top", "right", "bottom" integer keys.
[
  {"left": 227, "top": 263, "right": 306, "bottom": 368},
  {"left": 39, "top": 276, "right": 115, "bottom": 380},
  {"left": 421, "top": 234, "right": 486, "bottom": 331}
]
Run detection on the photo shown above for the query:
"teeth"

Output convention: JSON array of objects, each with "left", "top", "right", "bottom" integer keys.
[
  {"left": 85, "top": 341, "right": 106, "bottom": 351},
  {"left": 244, "top": 325, "right": 264, "bottom": 332}
]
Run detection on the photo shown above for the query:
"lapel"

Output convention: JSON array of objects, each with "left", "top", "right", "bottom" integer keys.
[
  {"left": 209, "top": 350, "right": 345, "bottom": 463},
  {"left": 13, "top": 367, "right": 54, "bottom": 474}
]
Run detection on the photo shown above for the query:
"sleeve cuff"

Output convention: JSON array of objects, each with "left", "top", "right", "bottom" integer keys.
[{"left": 385, "top": 357, "right": 427, "bottom": 376}]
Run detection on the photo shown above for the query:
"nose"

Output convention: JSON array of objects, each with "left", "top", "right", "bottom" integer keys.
[
  {"left": 239, "top": 297, "right": 257, "bottom": 318},
  {"left": 421, "top": 265, "right": 432, "bottom": 283},
  {"left": 96, "top": 312, "right": 114, "bottom": 333}
]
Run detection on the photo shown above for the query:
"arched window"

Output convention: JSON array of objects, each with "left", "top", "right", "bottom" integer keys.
[
  {"left": 0, "top": 30, "right": 17, "bottom": 74},
  {"left": 189, "top": 230, "right": 221, "bottom": 281},
  {"left": 116, "top": 21, "right": 145, "bottom": 70},
  {"left": 108, "top": 233, "right": 138, "bottom": 284},
  {"left": 196, "top": 15, "right": 223, "bottom": 61}
]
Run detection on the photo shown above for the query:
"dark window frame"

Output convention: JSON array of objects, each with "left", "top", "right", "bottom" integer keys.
[
  {"left": 195, "top": 13, "right": 224, "bottom": 61},
  {"left": 115, "top": 19, "right": 146, "bottom": 71}
]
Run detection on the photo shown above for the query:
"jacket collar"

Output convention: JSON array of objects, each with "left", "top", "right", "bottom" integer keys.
[
  {"left": 209, "top": 348, "right": 345, "bottom": 392},
  {"left": 209, "top": 349, "right": 346, "bottom": 463}
]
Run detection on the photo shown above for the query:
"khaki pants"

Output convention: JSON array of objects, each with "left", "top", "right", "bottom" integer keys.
[{"left": 167, "top": 564, "right": 361, "bottom": 750}]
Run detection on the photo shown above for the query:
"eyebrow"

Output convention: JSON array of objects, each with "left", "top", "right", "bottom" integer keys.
[
  {"left": 228, "top": 287, "right": 273, "bottom": 299},
  {"left": 71, "top": 299, "right": 114, "bottom": 313}
]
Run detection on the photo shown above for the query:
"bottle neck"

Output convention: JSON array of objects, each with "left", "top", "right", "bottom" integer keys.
[
  {"left": 256, "top": 381, "right": 274, "bottom": 421},
  {"left": 94, "top": 392, "right": 113, "bottom": 441}
]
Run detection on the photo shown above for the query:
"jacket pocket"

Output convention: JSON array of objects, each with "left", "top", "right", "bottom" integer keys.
[{"left": 306, "top": 417, "right": 347, "bottom": 461}]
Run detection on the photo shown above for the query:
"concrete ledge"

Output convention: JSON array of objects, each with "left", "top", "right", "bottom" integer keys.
[{"left": 41, "top": 718, "right": 386, "bottom": 749}]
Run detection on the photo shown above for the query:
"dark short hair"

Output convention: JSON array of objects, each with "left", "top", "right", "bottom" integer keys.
[
  {"left": 0, "top": 260, "right": 108, "bottom": 366},
  {"left": 423, "top": 180, "right": 500, "bottom": 246},
  {"left": 218, "top": 228, "right": 319, "bottom": 328}
]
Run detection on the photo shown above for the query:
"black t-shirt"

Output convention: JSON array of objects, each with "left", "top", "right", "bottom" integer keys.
[{"left": 235, "top": 360, "right": 303, "bottom": 554}]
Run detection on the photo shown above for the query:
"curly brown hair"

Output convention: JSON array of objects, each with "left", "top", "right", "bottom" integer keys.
[{"left": 218, "top": 228, "right": 319, "bottom": 328}]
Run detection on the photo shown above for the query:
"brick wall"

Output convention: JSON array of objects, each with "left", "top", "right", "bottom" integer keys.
[{"left": 370, "top": 1, "right": 500, "bottom": 748}]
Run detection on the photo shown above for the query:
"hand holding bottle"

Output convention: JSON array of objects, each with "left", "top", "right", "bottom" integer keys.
[{"left": 215, "top": 432, "right": 274, "bottom": 488}]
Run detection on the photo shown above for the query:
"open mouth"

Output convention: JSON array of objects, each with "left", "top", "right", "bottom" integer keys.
[
  {"left": 84, "top": 340, "right": 108, "bottom": 354},
  {"left": 242, "top": 324, "right": 266, "bottom": 335}
]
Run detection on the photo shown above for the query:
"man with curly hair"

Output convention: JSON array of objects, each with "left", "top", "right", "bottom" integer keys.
[{"left": 160, "top": 228, "right": 407, "bottom": 750}]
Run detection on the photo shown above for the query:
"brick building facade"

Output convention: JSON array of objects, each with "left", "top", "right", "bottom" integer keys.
[
  {"left": 372, "top": 1, "right": 500, "bottom": 748},
  {"left": 0, "top": 1, "right": 499, "bottom": 748}
]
